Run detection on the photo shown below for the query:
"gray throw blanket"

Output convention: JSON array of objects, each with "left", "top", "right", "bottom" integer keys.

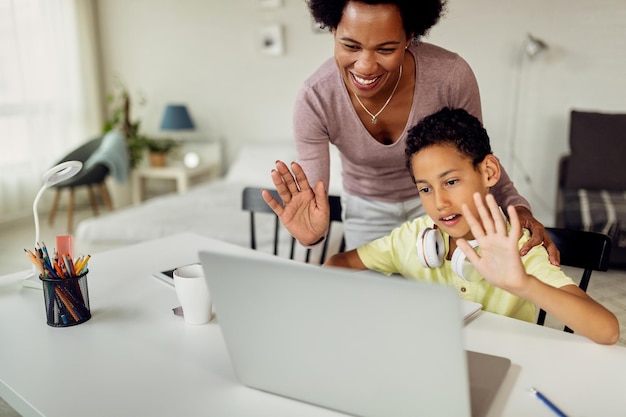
[
  {"left": 84, "top": 130, "right": 129, "bottom": 183},
  {"left": 563, "top": 188, "right": 626, "bottom": 248}
]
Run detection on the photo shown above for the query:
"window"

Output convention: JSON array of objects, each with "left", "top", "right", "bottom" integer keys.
[{"left": 0, "top": 0, "right": 101, "bottom": 221}]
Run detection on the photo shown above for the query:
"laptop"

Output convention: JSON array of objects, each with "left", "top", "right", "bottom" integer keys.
[{"left": 199, "top": 250, "right": 510, "bottom": 417}]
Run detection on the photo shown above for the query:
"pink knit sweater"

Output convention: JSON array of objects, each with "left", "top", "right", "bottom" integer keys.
[{"left": 293, "top": 42, "right": 529, "bottom": 209}]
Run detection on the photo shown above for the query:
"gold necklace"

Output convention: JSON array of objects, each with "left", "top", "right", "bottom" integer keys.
[{"left": 353, "top": 64, "right": 403, "bottom": 124}]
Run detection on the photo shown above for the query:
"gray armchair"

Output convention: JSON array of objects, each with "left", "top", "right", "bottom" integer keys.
[
  {"left": 555, "top": 110, "right": 626, "bottom": 266},
  {"left": 48, "top": 131, "right": 129, "bottom": 233}
]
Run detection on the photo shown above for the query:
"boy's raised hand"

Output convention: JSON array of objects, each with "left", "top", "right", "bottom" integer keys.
[
  {"left": 457, "top": 193, "right": 528, "bottom": 292},
  {"left": 261, "top": 160, "right": 330, "bottom": 246}
]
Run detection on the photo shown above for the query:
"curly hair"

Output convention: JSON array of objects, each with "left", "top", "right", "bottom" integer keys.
[
  {"left": 405, "top": 108, "right": 492, "bottom": 183},
  {"left": 307, "top": 0, "right": 447, "bottom": 39}
]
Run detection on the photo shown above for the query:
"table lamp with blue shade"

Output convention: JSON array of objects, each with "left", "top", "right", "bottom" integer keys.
[
  {"left": 160, "top": 104, "right": 195, "bottom": 132},
  {"left": 161, "top": 104, "right": 199, "bottom": 167}
]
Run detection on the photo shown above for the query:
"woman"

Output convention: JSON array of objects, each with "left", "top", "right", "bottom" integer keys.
[{"left": 263, "top": 0, "right": 558, "bottom": 263}]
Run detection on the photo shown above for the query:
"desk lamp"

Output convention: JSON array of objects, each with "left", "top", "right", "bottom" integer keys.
[{"left": 21, "top": 160, "right": 82, "bottom": 287}]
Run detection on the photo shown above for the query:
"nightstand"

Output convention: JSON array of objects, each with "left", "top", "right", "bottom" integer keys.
[
  {"left": 131, "top": 141, "right": 222, "bottom": 204},
  {"left": 131, "top": 162, "right": 221, "bottom": 204}
]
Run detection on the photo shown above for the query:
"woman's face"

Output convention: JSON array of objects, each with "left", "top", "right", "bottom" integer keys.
[{"left": 333, "top": 1, "right": 410, "bottom": 99}]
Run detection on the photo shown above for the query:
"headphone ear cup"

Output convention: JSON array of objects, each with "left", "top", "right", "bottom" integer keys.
[
  {"left": 451, "top": 240, "right": 482, "bottom": 281},
  {"left": 416, "top": 228, "right": 445, "bottom": 268}
]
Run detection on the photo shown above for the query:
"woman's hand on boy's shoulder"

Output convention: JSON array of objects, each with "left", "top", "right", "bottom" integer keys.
[{"left": 514, "top": 206, "right": 560, "bottom": 266}]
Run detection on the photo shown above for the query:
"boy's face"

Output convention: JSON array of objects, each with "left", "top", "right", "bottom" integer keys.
[{"left": 411, "top": 143, "right": 500, "bottom": 241}]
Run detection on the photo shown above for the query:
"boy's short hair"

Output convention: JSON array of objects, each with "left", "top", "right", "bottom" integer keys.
[{"left": 405, "top": 107, "right": 492, "bottom": 182}]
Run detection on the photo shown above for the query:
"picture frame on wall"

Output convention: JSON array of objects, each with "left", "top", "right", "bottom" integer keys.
[{"left": 259, "top": 24, "right": 285, "bottom": 56}]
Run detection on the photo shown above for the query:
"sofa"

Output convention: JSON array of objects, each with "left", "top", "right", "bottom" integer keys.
[{"left": 555, "top": 110, "right": 626, "bottom": 267}]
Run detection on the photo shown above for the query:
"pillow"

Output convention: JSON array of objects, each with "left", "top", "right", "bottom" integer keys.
[
  {"left": 225, "top": 141, "right": 344, "bottom": 194},
  {"left": 565, "top": 110, "right": 626, "bottom": 190},
  {"left": 225, "top": 142, "right": 296, "bottom": 187}
]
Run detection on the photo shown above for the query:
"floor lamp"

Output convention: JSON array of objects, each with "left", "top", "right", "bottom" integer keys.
[
  {"left": 21, "top": 160, "right": 83, "bottom": 288},
  {"left": 508, "top": 33, "right": 549, "bottom": 179}
]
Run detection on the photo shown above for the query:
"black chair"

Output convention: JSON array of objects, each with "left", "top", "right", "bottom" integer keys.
[
  {"left": 242, "top": 187, "right": 346, "bottom": 264},
  {"left": 536, "top": 227, "right": 612, "bottom": 333},
  {"left": 48, "top": 136, "right": 114, "bottom": 233}
]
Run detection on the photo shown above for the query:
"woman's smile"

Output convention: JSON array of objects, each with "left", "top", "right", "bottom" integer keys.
[{"left": 350, "top": 72, "right": 383, "bottom": 90}]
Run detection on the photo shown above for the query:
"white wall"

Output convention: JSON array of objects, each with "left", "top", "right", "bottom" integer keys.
[
  {"left": 427, "top": 0, "right": 626, "bottom": 225},
  {"left": 95, "top": 0, "right": 626, "bottom": 225},
  {"left": 96, "top": 0, "right": 332, "bottom": 163}
]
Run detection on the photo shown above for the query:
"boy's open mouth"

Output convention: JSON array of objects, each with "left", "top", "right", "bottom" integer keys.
[{"left": 439, "top": 214, "right": 461, "bottom": 227}]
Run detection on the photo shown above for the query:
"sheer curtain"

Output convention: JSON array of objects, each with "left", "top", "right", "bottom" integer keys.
[{"left": 0, "top": 0, "right": 102, "bottom": 222}]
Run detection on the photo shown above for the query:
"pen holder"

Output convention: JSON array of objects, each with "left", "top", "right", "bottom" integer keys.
[{"left": 40, "top": 270, "right": 91, "bottom": 327}]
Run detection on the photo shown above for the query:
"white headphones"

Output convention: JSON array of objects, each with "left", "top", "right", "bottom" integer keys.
[{"left": 416, "top": 227, "right": 482, "bottom": 282}]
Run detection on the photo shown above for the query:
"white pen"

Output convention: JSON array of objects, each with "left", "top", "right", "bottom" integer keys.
[{"left": 529, "top": 387, "right": 569, "bottom": 417}]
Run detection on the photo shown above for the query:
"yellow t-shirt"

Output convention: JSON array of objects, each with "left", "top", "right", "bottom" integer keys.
[{"left": 357, "top": 216, "right": 575, "bottom": 322}]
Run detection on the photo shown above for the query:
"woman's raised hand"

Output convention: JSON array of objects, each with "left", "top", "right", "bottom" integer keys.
[{"left": 262, "top": 161, "right": 330, "bottom": 245}]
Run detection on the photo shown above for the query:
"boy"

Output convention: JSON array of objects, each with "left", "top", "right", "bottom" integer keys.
[{"left": 325, "top": 107, "right": 619, "bottom": 345}]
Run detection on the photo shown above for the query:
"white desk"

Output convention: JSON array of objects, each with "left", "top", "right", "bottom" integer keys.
[{"left": 1, "top": 233, "right": 625, "bottom": 417}]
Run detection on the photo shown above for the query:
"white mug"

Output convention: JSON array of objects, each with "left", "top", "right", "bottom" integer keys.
[{"left": 173, "top": 264, "right": 213, "bottom": 325}]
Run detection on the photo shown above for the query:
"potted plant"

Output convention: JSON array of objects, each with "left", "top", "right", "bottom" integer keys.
[
  {"left": 103, "top": 80, "right": 147, "bottom": 169},
  {"left": 146, "top": 138, "right": 180, "bottom": 167}
]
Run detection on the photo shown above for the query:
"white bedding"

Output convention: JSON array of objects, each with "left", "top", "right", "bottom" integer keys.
[{"left": 76, "top": 142, "right": 344, "bottom": 262}]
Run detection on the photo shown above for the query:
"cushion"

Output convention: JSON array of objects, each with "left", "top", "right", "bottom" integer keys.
[
  {"left": 225, "top": 141, "right": 344, "bottom": 194},
  {"left": 225, "top": 141, "right": 296, "bottom": 188},
  {"left": 564, "top": 110, "right": 626, "bottom": 190},
  {"left": 562, "top": 188, "right": 626, "bottom": 249}
]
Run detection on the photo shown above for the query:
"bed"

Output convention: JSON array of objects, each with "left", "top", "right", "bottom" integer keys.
[{"left": 75, "top": 142, "right": 344, "bottom": 263}]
